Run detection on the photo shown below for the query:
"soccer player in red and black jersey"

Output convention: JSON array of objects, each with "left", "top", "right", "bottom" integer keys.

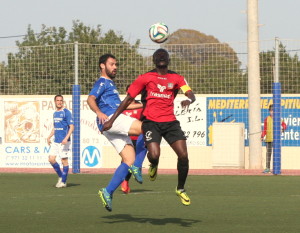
[
  {"left": 121, "top": 85, "right": 147, "bottom": 193},
  {"left": 102, "top": 48, "right": 196, "bottom": 206}
]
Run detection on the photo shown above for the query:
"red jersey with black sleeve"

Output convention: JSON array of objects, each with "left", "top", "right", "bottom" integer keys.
[{"left": 128, "top": 69, "right": 192, "bottom": 122}]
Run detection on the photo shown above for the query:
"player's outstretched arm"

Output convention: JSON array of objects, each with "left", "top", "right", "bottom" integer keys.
[
  {"left": 181, "top": 90, "right": 196, "bottom": 109},
  {"left": 102, "top": 94, "right": 135, "bottom": 132},
  {"left": 127, "top": 101, "right": 143, "bottom": 110}
]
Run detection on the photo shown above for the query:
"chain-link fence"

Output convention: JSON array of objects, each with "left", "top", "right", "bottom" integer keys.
[
  {"left": 0, "top": 42, "right": 246, "bottom": 95},
  {"left": 1, "top": 40, "right": 300, "bottom": 95},
  {"left": 1, "top": 39, "right": 300, "bottom": 171}
]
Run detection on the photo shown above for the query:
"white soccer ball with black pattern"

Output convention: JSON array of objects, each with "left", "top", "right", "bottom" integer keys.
[{"left": 149, "top": 23, "right": 169, "bottom": 43}]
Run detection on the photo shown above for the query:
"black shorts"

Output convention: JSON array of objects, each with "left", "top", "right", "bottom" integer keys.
[{"left": 142, "top": 119, "right": 186, "bottom": 145}]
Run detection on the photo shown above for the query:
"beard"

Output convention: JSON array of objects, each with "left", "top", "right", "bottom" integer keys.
[{"left": 106, "top": 68, "right": 117, "bottom": 79}]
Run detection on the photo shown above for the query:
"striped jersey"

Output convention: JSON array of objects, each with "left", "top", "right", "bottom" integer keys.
[
  {"left": 89, "top": 76, "right": 121, "bottom": 129},
  {"left": 53, "top": 108, "right": 73, "bottom": 143}
]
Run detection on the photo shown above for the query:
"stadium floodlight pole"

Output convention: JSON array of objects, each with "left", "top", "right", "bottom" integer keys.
[
  {"left": 72, "top": 41, "right": 80, "bottom": 173},
  {"left": 247, "top": 0, "right": 262, "bottom": 169},
  {"left": 273, "top": 37, "right": 281, "bottom": 175}
]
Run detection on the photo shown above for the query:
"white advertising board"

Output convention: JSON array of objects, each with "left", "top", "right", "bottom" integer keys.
[{"left": 0, "top": 95, "right": 205, "bottom": 168}]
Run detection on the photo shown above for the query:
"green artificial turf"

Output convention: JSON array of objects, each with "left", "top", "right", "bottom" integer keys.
[{"left": 1, "top": 173, "right": 300, "bottom": 233}]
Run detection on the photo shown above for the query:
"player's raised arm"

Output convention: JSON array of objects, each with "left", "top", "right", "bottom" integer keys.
[{"left": 180, "top": 80, "right": 196, "bottom": 109}]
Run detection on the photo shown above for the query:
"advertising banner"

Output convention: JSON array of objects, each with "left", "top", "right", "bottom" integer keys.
[
  {"left": 207, "top": 96, "right": 300, "bottom": 146},
  {"left": 0, "top": 95, "right": 206, "bottom": 168},
  {"left": 174, "top": 96, "right": 206, "bottom": 146}
]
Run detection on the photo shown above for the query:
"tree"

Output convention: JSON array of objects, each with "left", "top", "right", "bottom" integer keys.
[
  {"left": 2, "top": 20, "right": 146, "bottom": 95},
  {"left": 260, "top": 43, "right": 300, "bottom": 94},
  {"left": 163, "top": 29, "right": 245, "bottom": 94},
  {"left": 164, "top": 29, "right": 240, "bottom": 65}
]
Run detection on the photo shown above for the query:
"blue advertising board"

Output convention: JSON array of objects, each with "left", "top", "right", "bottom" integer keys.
[{"left": 207, "top": 97, "right": 300, "bottom": 147}]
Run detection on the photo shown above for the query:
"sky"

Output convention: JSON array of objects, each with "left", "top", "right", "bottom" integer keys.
[{"left": 0, "top": 0, "right": 299, "bottom": 48}]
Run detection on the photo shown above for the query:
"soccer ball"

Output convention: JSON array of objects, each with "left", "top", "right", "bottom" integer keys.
[{"left": 149, "top": 23, "right": 169, "bottom": 43}]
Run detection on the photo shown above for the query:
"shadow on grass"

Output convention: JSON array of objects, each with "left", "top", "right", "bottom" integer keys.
[
  {"left": 101, "top": 214, "right": 201, "bottom": 227},
  {"left": 123, "top": 189, "right": 153, "bottom": 193},
  {"left": 66, "top": 183, "right": 81, "bottom": 188}
]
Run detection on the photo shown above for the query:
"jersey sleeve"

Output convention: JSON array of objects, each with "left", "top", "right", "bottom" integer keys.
[
  {"left": 89, "top": 79, "right": 105, "bottom": 98},
  {"left": 127, "top": 75, "right": 146, "bottom": 98},
  {"left": 281, "top": 120, "right": 287, "bottom": 131},
  {"left": 261, "top": 117, "right": 268, "bottom": 138},
  {"left": 178, "top": 76, "right": 192, "bottom": 93},
  {"left": 65, "top": 109, "right": 74, "bottom": 125}
]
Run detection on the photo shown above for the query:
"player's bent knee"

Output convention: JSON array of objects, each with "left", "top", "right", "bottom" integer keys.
[
  {"left": 61, "top": 159, "right": 69, "bottom": 166},
  {"left": 48, "top": 156, "right": 56, "bottom": 164},
  {"left": 120, "top": 144, "right": 135, "bottom": 165},
  {"left": 147, "top": 152, "right": 160, "bottom": 161},
  {"left": 178, "top": 152, "right": 188, "bottom": 160}
]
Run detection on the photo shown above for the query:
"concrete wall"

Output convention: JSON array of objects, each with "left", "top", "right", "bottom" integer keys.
[{"left": 101, "top": 146, "right": 300, "bottom": 170}]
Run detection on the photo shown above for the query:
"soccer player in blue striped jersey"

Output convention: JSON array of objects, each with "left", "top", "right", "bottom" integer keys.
[
  {"left": 87, "top": 54, "right": 143, "bottom": 212},
  {"left": 47, "top": 95, "right": 74, "bottom": 188}
]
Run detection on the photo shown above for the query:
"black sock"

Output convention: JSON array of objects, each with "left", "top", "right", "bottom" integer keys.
[
  {"left": 125, "top": 172, "right": 132, "bottom": 181},
  {"left": 177, "top": 158, "right": 189, "bottom": 190}
]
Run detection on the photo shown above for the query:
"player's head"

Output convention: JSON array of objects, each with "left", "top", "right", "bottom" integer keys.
[
  {"left": 54, "top": 95, "right": 63, "bottom": 101},
  {"left": 269, "top": 104, "right": 273, "bottom": 116},
  {"left": 54, "top": 95, "right": 64, "bottom": 110},
  {"left": 98, "top": 54, "right": 117, "bottom": 79},
  {"left": 269, "top": 104, "right": 273, "bottom": 111},
  {"left": 153, "top": 49, "right": 170, "bottom": 69}
]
